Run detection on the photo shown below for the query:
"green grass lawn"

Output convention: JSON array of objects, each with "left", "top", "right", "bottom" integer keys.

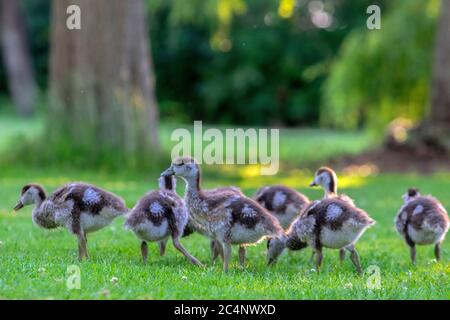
[
  {"left": 0, "top": 113, "right": 43, "bottom": 153},
  {"left": 0, "top": 113, "right": 374, "bottom": 167},
  {"left": 0, "top": 111, "right": 448, "bottom": 299},
  {"left": 0, "top": 167, "right": 449, "bottom": 299},
  {"left": 159, "top": 123, "right": 375, "bottom": 167}
]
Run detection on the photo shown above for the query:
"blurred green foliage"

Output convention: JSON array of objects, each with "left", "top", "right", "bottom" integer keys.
[
  {"left": 323, "top": 0, "right": 439, "bottom": 131},
  {"left": 0, "top": 0, "right": 406, "bottom": 128},
  {"left": 150, "top": 0, "right": 387, "bottom": 126}
]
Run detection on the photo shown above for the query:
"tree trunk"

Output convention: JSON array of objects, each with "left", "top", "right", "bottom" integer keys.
[
  {"left": 387, "top": 1, "right": 450, "bottom": 154},
  {"left": 428, "top": 0, "right": 450, "bottom": 137},
  {"left": 0, "top": 0, "right": 38, "bottom": 117},
  {"left": 49, "top": 0, "right": 159, "bottom": 165}
]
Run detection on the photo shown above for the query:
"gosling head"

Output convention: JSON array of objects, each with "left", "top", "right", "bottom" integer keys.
[
  {"left": 158, "top": 175, "right": 177, "bottom": 191},
  {"left": 402, "top": 187, "right": 420, "bottom": 204},
  {"left": 161, "top": 156, "right": 200, "bottom": 181},
  {"left": 266, "top": 236, "right": 287, "bottom": 266},
  {"left": 309, "top": 167, "right": 337, "bottom": 196},
  {"left": 14, "top": 184, "right": 47, "bottom": 212}
]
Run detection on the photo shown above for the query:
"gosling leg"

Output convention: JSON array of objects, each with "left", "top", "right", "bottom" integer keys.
[
  {"left": 222, "top": 242, "right": 232, "bottom": 272},
  {"left": 315, "top": 248, "right": 323, "bottom": 273},
  {"left": 211, "top": 240, "right": 224, "bottom": 263},
  {"left": 238, "top": 246, "right": 246, "bottom": 267},
  {"left": 434, "top": 242, "right": 441, "bottom": 261},
  {"left": 339, "top": 248, "right": 346, "bottom": 264},
  {"left": 172, "top": 237, "right": 203, "bottom": 267},
  {"left": 346, "top": 245, "right": 362, "bottom": 274},
  {"left": 158, "top": 239, "right": 168, "bottom": 256},
  {"left": 77, "top": 231, "right": 88, "bottom": 261},
  {"left": 141, "top": 241, "right": 148, "bottom": 265},
  {"left": 409, "top": 244, "right": 416, "bottom": 265}
]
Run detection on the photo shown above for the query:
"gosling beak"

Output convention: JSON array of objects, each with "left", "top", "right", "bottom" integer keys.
[
  {"left": 160, "top": 167, "right": 175, "bottom": 177},
  {"left": 309, "top": 181, "right": 317, "bottom": 187},
  {"left": 13, "top": 201, "right": 24, "bottom": 212}
]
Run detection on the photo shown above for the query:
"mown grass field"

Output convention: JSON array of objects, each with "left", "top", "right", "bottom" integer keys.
[
  {"left": 0, "top": 107, "right": 374, "bottom": 168},
  {"left": 0, "top": 114, "right": 449, "bottom": 299},
  {"left": 0, "top": 168, "right": 449, "bottom": 299}
]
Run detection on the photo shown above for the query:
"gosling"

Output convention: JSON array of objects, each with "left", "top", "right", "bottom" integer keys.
[
  {"left": 124, "top": 175, "right": 202, "bottom": 266},
  {"left": 161, "top": 157, "right": 284, "bottom": 272},
  {"left": 13, "top": 183, "right": 128, "bottom": 261},
  {"left": 395, "top": 188, "right": 449, "bottom": 264},
  {"left": 267, "top": 169, "right": 375, "bottom": 274}
]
